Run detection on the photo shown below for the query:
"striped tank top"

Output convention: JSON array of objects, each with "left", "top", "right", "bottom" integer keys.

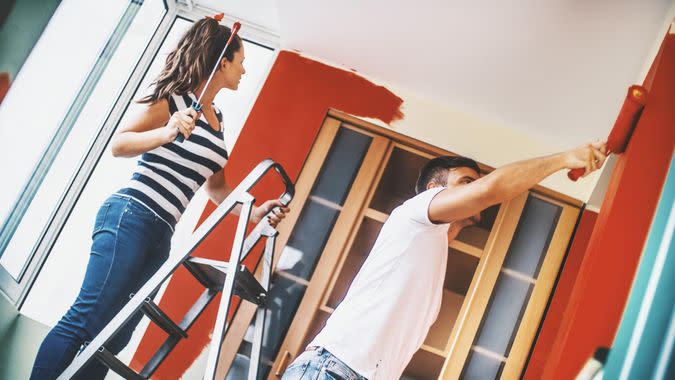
[{"left": 116, "top": 92, "right": 229, "bottom": 229}]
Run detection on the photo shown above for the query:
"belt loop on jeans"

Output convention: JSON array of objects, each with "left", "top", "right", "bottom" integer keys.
[{"left": 306, "top": 345, "right": 324, "bottom": 354}]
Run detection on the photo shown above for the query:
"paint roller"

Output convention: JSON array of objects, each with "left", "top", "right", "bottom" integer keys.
[
  {"left": 177, "top": 15, "right": 241, "bottom": 142},
  {"left": 568, "top": 84, "right": 648, "bottom": 181}
]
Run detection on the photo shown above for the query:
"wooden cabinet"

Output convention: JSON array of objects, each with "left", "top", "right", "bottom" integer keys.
[{"left": 217, "top": 111, "right": 580, "bottom": 380}]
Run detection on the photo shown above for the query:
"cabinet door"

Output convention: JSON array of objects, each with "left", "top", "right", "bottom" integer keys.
[
  {"left": 221, "top": 117, "right": 390, "bottom": 379},
  {"left": 215, "top": 119, "right": 350, "bottom": 379},
  {"left": 443, "top": 193, "right": 579, "bottom": 379}
]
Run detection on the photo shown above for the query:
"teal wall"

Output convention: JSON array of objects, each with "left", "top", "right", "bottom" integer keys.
[
  {"left": 0, "top": 292, "right": 49, "bottom": 380},
  {"left": 0, "top": 0, "right": 61, "bottom": 79},
  {"left": 604, "top": 151, "right": 675, "bottom": 379}
]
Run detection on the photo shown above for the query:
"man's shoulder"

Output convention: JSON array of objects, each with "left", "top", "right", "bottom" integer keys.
[
  {"left": 408, "top": 187, "right": 447, "bottom": 206},
  {"left": 395, "top": 187, "right": 447, "bottom": 224}
]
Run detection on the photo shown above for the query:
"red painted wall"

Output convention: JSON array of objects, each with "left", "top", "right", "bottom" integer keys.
[
  {"left": 524, "top": 210, "right": 597, "bottom": 379},
  {"left": 0, "top": 72, "right": 10, "bottom": 104},
  {"left": 131, "top": 51, "right": 403, "bottom": 378},
  {"left": 537, "top": 32, "right": 675, "bottom": 379}
]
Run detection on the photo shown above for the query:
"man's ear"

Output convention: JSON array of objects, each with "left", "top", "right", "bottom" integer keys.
[{"left": 426, "top": 181, "right": 439, "bottom": 190}]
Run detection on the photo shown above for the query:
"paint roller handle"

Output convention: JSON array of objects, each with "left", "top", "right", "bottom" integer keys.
[
  {"left": 568, "top": 168, "right": 585, "bottom": 181},
  {"left": 173, "top": 101, "right": 202, "bottom": 142},
  {"left": 567, "top": 147, "right": 614, "bottom": 181},
  {"left": 567, "top": 150, "right": 614, "bottom": 181}
]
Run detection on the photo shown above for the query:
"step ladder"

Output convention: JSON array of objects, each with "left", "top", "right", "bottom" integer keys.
[{"left": 57, "top": 159, "right": 294, "bottom": 380}]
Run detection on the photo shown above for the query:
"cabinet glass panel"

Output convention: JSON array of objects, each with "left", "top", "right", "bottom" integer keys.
[
  {"left": 282, "top": 201, "right": 339, "bottom": 280},
  {"left": 460, "top": 349, "right": 505, "bottom": 380},
  {"left": 284, "top": 127, "right": 372, "bottom": 281},
  {"left": 226, "top": 127, "right": 371, "bottom": 380},
  {"left": 502, "top": 197, "right": 561, "bottom": 277},
  {"left": 473, "top": 274, "right": 533, "bottom": 356},
  {"left": 312, "top": 127, "right": 372, "bottom": 205},
  {"left": 327, "top": 216, "right": 383, "bottom": 309}
]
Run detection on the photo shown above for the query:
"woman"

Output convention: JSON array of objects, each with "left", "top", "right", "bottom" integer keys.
[{"left": 30, "top": 17, "right": 288, "bottom": 379}]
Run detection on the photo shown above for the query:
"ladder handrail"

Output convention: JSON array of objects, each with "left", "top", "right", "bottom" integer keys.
[
  {"left": 181, "top": 159, "right": 294, "bottom": 261},
  {"left": 56, "top": 160, "right": 294, "bottom": 380},
  {"left": 236, "top": 158, "right": 295, "bottom": 207}
]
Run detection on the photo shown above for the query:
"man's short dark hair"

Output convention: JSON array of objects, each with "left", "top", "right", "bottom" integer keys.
[{"left": 415, "top": 156, "right": 481, "bottom": 194}]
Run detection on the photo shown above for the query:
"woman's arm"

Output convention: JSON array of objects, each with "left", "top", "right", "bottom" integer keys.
[
  {"left": 205, "top": 169, "right": 290, "bottom": 227},
  {"left": 110, "top": 99, "right": 198, "bottom": 157},
  {"left": 204, "top": 168, "right": 232, "bottom": 205}
]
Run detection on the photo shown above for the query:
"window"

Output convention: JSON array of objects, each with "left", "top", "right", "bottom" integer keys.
[
  {"left": 0, "top": 0, "right": 168, "bottom": 297},
  {"left": 0, "top": 1, "right": 279, "bottom": 315},
  {"left": 21, "top": 16, "right": 276, "bottom": 327}
]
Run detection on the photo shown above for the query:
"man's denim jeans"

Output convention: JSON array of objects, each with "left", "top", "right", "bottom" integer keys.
[{"left": 281, "top": 347, "right": 367, "bottom": 380}]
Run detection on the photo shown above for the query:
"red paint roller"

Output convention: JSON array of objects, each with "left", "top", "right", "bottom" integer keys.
[{"left": 568, "top": 84, "right": 648, "bottom": 181}]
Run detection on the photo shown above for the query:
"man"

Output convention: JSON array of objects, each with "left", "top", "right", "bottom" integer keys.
[{"left": 281, "top": 141, "right": 607, "bottom": 380}]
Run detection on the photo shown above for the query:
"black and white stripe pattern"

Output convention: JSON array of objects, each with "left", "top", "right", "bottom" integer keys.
[{"left": 116, "top": 92, "right": 229, "bottom": 228}]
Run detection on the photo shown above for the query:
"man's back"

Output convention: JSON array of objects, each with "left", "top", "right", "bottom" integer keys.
[{"left": 310, "top": 187, "right": 450, "bottom": 379}]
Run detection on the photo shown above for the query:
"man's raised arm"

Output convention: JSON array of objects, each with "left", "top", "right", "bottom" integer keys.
[{"left": 428, "top": 141, "right": 607, "bottom": 224}]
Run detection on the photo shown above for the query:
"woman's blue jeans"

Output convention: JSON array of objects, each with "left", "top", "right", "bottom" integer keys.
[{"left": 30, "top": 194, "right": 172, "bottom": 379}]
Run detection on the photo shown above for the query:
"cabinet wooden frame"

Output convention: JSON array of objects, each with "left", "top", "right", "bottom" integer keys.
[
  {"left": 440, "top": 193, "right": 528, "bottom": 379},
  {"left": 215, "top": 110, "right": 582, "bottom": 380}
]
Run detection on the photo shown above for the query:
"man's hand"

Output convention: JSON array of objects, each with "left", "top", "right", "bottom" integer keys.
[
  {"left": 447, "top": 217, "right": 477, "bottom": 242},
  {"left": 251, "top": 199, "right": 290, "bottom": 228},
  {"left": 563, "top": 141, "right": 608, "bottom": 177}
]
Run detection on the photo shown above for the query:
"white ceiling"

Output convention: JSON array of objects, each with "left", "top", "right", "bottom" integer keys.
[{"left": 197, "top": 0, "right": 673, "bottom": 148}]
